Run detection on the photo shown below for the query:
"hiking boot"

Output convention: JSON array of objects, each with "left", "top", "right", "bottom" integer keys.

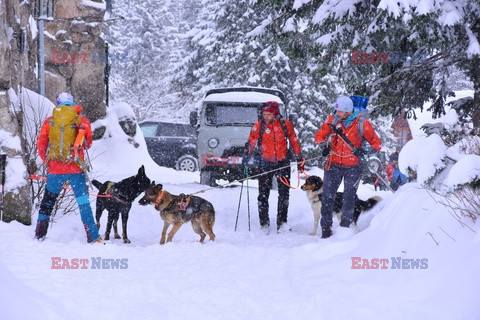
[
  {"left": 321, "top": 228, "right": 332, "bottom": 239},
  {"left": 260, "top": 224, "right": 271, "bottom": 235},
  {"left": 35, "top": 220, "right": 49, "bottom": 240},
  {"left": 277, "top": 222, "right": 292, "bottom": 233},
  {"left": 92, "top": 237, "right": 104, "bottom": 244}
]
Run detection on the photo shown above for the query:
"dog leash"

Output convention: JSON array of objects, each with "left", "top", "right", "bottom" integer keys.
[
  {"left": 189, "top": 156, "right": 323, "bottom": 196},
  {"left": 279, "top": 159, "right": 310, "bottom": 189},
  {"left": 30, "top": 174, "right": 113, "bottom": 198}
]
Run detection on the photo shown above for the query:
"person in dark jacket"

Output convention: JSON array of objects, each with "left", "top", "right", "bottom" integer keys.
[
  {"left": 314, "top": 96, "right": 382, "bottom": 238},
  {"left": 246, "top": 101, "right": 304, "bottom": 234},
  {"left": 35, "top": 93, "right": 101, "bottom": 243}
]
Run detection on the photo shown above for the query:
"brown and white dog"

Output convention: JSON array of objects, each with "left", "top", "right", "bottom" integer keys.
[
  {"left": 301, "top": 175, "right": 381, "bottom": 236},
  {"left": 138, "top": 182, "right": 215, "bottom": 244}
]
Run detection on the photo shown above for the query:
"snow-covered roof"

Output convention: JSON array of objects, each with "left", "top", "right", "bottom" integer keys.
[
  {"left": 203, "top": 87, "right": 285, "bottom": 104},
  {"left": 204, "top": 91, "right": 284, "bottom": 104}
]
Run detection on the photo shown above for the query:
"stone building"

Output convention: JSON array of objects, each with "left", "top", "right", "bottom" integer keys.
[
  {"left": 0, "top": 0, "right": 107, "bottom": 224},
  {"left": 44, "top": 0, "right": 107, "bottom": 122}
]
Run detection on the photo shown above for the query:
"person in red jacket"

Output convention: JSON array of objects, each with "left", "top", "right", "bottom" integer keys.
[
  {"left": 35, "top": 93, "right": 101, "bottom": 243},
  {"left": 246, "top": 101, "right": 303, "bottom": 234},
  {"left": 314, "top": 96, "right": 381, "bottom": 238}
]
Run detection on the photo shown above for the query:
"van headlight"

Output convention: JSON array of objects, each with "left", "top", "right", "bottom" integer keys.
[{"left": 208, "top": 138, "right": 219, "bottom": 148}]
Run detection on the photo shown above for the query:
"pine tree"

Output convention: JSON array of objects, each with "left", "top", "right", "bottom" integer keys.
[
  {"left": 107, "top": 0, "right": 189, "bottom": 122},
  {"left": 173, "top": 0, "right": 343, "bottom": 157},
  {"left": 258, "top": 0, "right": 480, "bottom": 129}
]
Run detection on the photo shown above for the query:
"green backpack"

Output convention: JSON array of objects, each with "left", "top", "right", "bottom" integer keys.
[{"left": 47, "top": 106, "right": 81, "bottom": 163}]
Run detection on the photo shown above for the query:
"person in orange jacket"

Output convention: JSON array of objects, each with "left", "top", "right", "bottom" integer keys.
[
  {"left": 246, "top": 101, "right": 303, "bottom": 234},
  {"left": 314, "top": 96, "right": 381, "bottom": 238},
  {"left": 35, "top": 92, "right": 101, "bottom": 243}
]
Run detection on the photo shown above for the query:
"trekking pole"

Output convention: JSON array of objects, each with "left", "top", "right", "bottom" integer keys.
[
  {"left": 234, "top": 180, "right": 244, "bottom": 231},
  {"left": 0, "top": 154, "right": 6, "bottom": 222},
  {"left": 368, "top": 163, "right": 394, "bottom": 192},
  {"left": 189, "top": 155, "right": 325, "bottom": 197},
  {"left": 245, "top": 167, "right": 251, "bottom": 231}
]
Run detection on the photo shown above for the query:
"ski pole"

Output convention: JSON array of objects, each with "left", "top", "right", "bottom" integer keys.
[
  {"left": 245, "top": 167, "right": 251, "bottom": 231},
  {"left": 369, "top": 165, "right": 394, "bottom": 192},
  {"left": 234, "top": 180, "right": 244, "bottom": 231}
]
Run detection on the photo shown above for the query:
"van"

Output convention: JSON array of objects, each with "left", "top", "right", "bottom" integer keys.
[{"left": 190, "top": 87, "right": 291, "bottom": 185}]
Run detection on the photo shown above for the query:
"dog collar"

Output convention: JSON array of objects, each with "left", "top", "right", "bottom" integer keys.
[{"left": 154, "top": 190, "right": 165, "bottom": 208}]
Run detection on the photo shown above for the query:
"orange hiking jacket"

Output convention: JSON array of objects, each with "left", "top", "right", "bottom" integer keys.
[
  {"left": 248, "top": 118, "right": 302, "bottom": 162},
  {"left": 37, "top": 106, "right": 93, "bottom": 174},
  {"left": 315, "top": 113, "right": 381, "bottom": 167}
]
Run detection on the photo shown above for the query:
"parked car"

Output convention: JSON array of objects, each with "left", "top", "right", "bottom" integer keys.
[{"left": 139, "top": 121, "right": 199, "bottom": 172}]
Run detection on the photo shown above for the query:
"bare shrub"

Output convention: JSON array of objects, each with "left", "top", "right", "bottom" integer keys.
[{"left": 439, "top": 187, "right": 480, "bottom": 225}]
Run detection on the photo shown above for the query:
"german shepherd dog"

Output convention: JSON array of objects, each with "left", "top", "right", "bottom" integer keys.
[
  {"left": 92, "top": 165, "right": 151, "bottom": 243},
  {"left": 301, "top": 175, "right": 381, "bottom": 236},
  {"left": 138, "top": 182, "right": 215, "bottom": 244}
]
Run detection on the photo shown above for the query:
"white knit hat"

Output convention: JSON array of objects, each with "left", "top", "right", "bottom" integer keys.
[
  {"left": 56, "top": 92, "right": 76, "bottom": 106},
  {"left": 334, "top": 96, "right": 354, "bottom": 112}
]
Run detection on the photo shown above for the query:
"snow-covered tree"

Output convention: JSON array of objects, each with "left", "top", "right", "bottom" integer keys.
[
  {"left": 107, "top": 0, "right": 192, "bottom": 122},
  {"left": 257, "top": 0, "right": 480, "bottom": 129},
  {"left": 173, "top": 0, "right": 345, "bottom": 157}
]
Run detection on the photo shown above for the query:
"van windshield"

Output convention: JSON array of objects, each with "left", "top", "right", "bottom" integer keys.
[{"left": 205, "top": 104, "right": 259, "bottom": 126}]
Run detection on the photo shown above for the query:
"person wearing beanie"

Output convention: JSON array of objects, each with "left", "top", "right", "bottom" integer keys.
[
  {"left": 34, "top": 92, "right": 101, "bottom": 243},
  {"left": 314, "top": 95, "right": 382, "bottom": 238},
  {"left": 245, "top": 100, "right": 304, "bottom": 234}
]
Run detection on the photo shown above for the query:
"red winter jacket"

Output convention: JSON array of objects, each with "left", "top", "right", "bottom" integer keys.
[
  {"left": 247, "top": 118, "right": 302, "bottom": 162},
  {"left": 37, "top": 106, "right": 93, "bottom": 174},
  {"left": 315, "top": 113, "right": 381, "bottom": 167}
]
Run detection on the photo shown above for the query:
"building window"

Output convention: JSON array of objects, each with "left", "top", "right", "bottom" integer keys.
[{"left": 397, "top": 129, "right": 408, "bottom": 148}]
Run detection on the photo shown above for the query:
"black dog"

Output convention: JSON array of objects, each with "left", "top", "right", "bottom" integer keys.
[
  {"left": 92, "top": 165, "right": 151, "bottom": 243},
  {"left": 301, "top": 175, "right": 381, "bottom": 235}
]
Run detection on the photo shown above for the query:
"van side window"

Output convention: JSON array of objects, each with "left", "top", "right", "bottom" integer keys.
[{"left": 206, "top": 105, "right": 216, "bottom": 125}]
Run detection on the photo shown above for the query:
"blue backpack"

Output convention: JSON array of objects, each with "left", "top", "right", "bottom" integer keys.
[{"left": 350, "top": 95, "right": 369, "bottom": 141}]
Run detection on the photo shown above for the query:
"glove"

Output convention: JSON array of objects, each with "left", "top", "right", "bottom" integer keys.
[
  {"left": 353, "top": 147, "right": 367, "bottom": 158},
  {"left": 296, "top": 156, "right": 305, "bottom": 171},
  {"left": 319, "top": 142, "right": 330, "bottom": 157}
]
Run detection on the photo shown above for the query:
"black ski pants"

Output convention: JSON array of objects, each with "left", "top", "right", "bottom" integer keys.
[{"left": 257, "top": 160, "right": 290, "bottom": 228}]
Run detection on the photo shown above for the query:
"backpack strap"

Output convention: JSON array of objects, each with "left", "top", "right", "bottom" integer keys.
[
  {"left": 256, "top": 120, "right": 266, "bottom": 151},
  {"left": 278, "top": 117, "right": 289, "bottom": 143},
  {"left": 332, "top": 114, "right": 366, "bottom": 142},
  {"left": 256, "top": 117, "right": 292, "bottom": 153},
  {"left": 357, "top": 116, "right": 366, "bottom": 143}
]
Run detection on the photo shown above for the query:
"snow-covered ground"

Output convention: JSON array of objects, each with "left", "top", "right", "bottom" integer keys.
[{"left": 1, "top": 98, "right": 479, "bottom": 320}]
